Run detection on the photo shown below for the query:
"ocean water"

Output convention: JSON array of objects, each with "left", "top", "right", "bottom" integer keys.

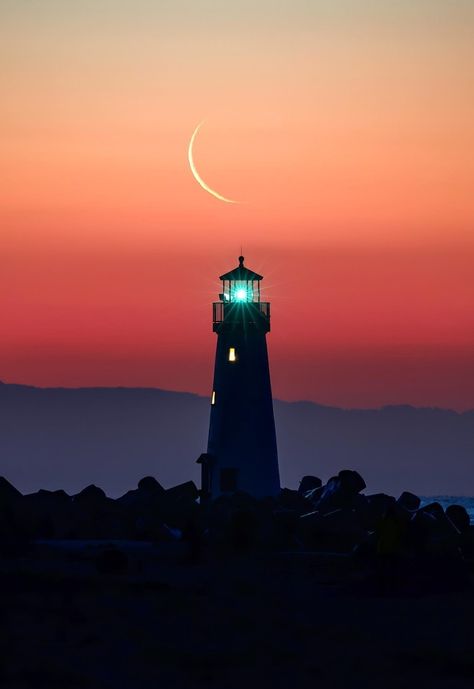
[{"left": 421, "top": 496, "right": 474, "bottom": 524}]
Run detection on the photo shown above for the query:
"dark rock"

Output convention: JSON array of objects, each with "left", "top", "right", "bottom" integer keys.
[
  {"left": 347, "top": 493, "right": 377, "bottom": 531},
  {"left": 118, "top": 476, "right": 164, "bottom": 509},
  {"left": 0, "top": 476, "right": 22, "bottom": 504},
  {"left": 363, "top": 493, "right": 397, "bottom": 529},
  {"left": 409, "top": 502, "right": 461, "bottom": 557},
  {"left": 352, "top": 533, "right": 377, "bottom": 558},
  {"left": 95, "top": 547, "right": 128, "bottom": 574},
  {"left": 207, "top": 492, "right": 272, "bottom": 551},
  {"left": 73, "top": 485, "right": 129, "bottom": 539},
  {"left": 303, "top": 485, "right": 324, "bottom": 505},
  {"left": 446, "top": 504, "right": 470, "bottom": 534},
  {"left": 74, "top": 484, "right": 107, "bottom": 506},
  {"left": 316, "top": 475, "right": 339, "bottom": 507},
  {"left": 459, "top": 525, "right": 474, "bottom": 560},
  {"left": 227, "top": 509, "right": 259, "bottom": 551},
  {"left": 117, "top": 477, "right": 167, "bottom": 538},
  {"left": 21, "top": 489, "right": 74, "bottom": 539},
  {"left": 272, "top": 509, "right": 299, "bottom": 550},
  {"left": 408, "top": 508, "right": 438, "bottom": 549},
  {"left": 420, "top": 502, "right": 445, "bottom": 520},
  {"left": 211, "top": 490, "right": 258, "bottom": 514},
  {"left": 181, "top": 503, "right": 204, "bottom": 562},
  {"left": 160, "top": 481, "right": 199, "bottom": 529},
  {"left": 311, "top": 470, "right": 367, "bottom": 514},
  {"left": 277, "top": 488, "right": 308, "bottom": 513},
  {"left": 137, "top": 476, "right": 165, "bottom": 493},
  {"left": 26, "top": 488, "right": 70, "bottom": 504},
  {"left": 165, "top": 481, "right": 199, "bottom": 502},
  {"left": 397, "top": 491, "right": 421, "bottom": 512},
  {"left": 0, "top": 478, "right": 29, "bottom": 553},
  {"left": 374, "top": 503, "right": 410, "bottom": 556},
  {"left": 338, "top": 469, "right": 366, "bottom": 494},
  {"left": 392, "top": 502, "right": 414, "bottom": 525},
  {"left": 298, "top": 476, "right": 322, "bottom": 495},
  {"left": 298, "top": 508, "right": 367, "bottom": 552}
]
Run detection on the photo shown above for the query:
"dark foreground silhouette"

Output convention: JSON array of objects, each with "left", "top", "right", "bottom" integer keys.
[{"left": 1, "top": 470, "right": 474, "bottom": 688}]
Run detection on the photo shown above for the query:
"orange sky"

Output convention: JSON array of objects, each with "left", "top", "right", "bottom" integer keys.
[{"left": 1, "top": 1, "right": 473, "bottom": 408}]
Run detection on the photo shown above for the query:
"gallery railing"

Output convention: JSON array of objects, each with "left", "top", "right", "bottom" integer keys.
[{"left": 213, "top": 301, "right": 270, "bottom": 328}]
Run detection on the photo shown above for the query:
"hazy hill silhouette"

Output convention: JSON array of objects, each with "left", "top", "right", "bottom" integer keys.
[{"left": 0, "top": 381, "right": 473, "bottom": 497}]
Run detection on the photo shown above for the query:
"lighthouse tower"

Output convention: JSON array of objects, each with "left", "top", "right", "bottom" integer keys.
[{"left": 202, "top": 256, "right": 280, "bottom": 500}]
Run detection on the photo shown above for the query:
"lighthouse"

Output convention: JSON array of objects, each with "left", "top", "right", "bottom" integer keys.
[{"left": 200, "top": 256, "right": 280, "bottom": 500}]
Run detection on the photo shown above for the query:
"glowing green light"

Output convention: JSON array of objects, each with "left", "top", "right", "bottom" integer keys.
[{"left": 235, "top": 288, "right": 247, "bottom": 301}]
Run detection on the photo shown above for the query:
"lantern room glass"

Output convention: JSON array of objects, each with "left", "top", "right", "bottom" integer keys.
[{"left": 222, "top": 279, "right": 260, "bottom": 303}]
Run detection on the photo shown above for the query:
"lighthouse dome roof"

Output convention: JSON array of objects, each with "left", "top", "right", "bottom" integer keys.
[{"left": 219, "top": 256, "right": 263, "bottom": 281}]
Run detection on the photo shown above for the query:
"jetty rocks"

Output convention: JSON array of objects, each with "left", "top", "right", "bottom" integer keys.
[{"left": 1, "top": 471, "right": 473, "bottom": 566}]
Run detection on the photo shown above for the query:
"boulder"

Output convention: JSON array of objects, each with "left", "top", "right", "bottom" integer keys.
[
  {"left": 303, "top": 485, "right": 325, "bottom": 505},
  {"left": 410, "top": 503, "right": 461, "bottom": 557},
  {"left": 117, "top": 476, "right": 167, "bottom": 538},
  {"left": 298, "top": 476, "right": 322, "bottom": 495},
  {"left": 0, "top": 477, "right": 29, "bottom": 553},
  {"left": 397, "top": 491, "right": 421, "bottom": 512},
  {"left": 165, "top": 481, "right": 199, "bottom": 503},
  {"left": 277, "top": 488, "right": 309, "bottom": 513},
  {"left": 374, "top": 503, "right": 410, "bottom": 557},
  {"left": 95, "top": 547, "right": 128, "bottom": 574},
  {"left": 73, "top": 485, "right": 129, "bottom": 539},
  {"left": 0, "top": 476, "right": 22, "bottom": 504},
  {"left": 206, "top": 492, "right": 274, "bottom": 550},
  {"left": 459, "top": 525, "right": 474, "bottom": 560},
  {"left": 408, "top": 508, "right": 438, "bottom": 551},
  {"left": 298, "top": 508, "right": 368, "bottom": 553},
  {"left": 137, "top": 476, "right": 164, "bottom": 493},
  {"left": 21, "top": 489, "right": 74, "bottom": 539},
  {"left": 311, "top": 470, "right": 367, "bottom": 514},
  {"left": 352, "top": 532, "right": 377, "bottom": 558},
  {"left": 272, "top": 508, "right": 300, "bottom": 548},
  {"left": 227, "top": 508, "right": 260, "bottom": 551},
  {"left": 446, "top": 504, "right": 470, "bottom": 534},
  {"left": 118, "top": 476, "right": 164, "bottom": 509},
  {"left": 160, "top": 481, "right": 199, "bottom": 529},
  {"left": 73, "top": 484, "right": 107, "bottom": 507},
  {"left": 362, "top": 493, "right": 397, "bottom": 530},
  {"left": 420, "top": 501, "right": 445, "bottom": 520},
  {"left": 341, "top": 492, "right": 371, "bottom": 528},
  {"left": 213, "top": 490, "right": 257, "bottom": 510},
  {"left": 338, "top": 469, "right": 366, "bottom": 494}
]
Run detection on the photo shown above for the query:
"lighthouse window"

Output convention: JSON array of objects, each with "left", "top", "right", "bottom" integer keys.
[
  {"left": 228, "top": 347, "right": 236, "bottom": 362},
  {"left": 220, "top": 468, "right": 238, "bottom": 492},
  {"left": 211, "top": 391, "right": 216, "bottom": 405}
]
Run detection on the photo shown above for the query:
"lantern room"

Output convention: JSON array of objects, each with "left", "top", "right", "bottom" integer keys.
[
  {"left": 212, "top": 256, "right": 270, "bottom": 332},
  {"left": 219, "top": 255, "right": 262, "bottom": 303}
]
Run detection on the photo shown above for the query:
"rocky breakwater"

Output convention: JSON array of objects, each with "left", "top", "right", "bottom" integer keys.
[{"left": 1, "top": 471, "right": 473, "bottom": 579}]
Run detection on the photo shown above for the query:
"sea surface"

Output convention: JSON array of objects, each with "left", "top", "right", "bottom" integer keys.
[{"left": 421, "top": 496, "right": 474, "bottom": 523}]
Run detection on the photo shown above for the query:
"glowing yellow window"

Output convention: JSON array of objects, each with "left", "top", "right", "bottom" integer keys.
[
  {"left": 228, "top": 347, "right": 236, "bottom": 362},
  {"left": 211, "top": 391, "right": 216, "bottom": 405}
]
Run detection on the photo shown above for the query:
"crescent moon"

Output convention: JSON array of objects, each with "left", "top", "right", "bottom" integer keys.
[{"left": 188, "top": 122, "right": 237, "bottom": 204}]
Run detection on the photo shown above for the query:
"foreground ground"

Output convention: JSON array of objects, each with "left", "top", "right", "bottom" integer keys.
[{"left": 1, "top": 542, "right": 473, "bottom": 689}]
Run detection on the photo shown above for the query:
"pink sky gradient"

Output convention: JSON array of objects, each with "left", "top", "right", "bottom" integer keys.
[{"left": 1, "top": 1, "right": 473, "bottom": 408}]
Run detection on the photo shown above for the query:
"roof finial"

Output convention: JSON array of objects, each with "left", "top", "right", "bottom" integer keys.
[{"left": 238, "top": 254, "right": 244, "bottom": 267}]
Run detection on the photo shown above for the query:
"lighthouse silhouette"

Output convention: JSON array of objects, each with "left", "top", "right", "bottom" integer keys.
[{"left": 199, "top": 256, "right": 281, "bottom": 500}]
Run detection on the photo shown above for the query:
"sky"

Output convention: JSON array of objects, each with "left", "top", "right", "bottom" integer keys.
[{"left": 1, "top": 0, "right": 473, "bottom": 410}]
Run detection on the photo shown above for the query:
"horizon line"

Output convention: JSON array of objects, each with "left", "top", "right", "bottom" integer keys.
[{"left": 1, "top": 379, "right": 472, "bottom": 415}]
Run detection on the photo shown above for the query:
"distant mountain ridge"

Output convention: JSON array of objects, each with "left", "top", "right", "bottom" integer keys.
[{"left": 0, "top": 382, "right": 473, "bottom": 497}]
